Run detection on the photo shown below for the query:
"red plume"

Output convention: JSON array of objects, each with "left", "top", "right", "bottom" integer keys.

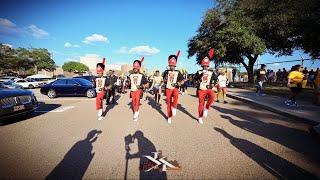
[
  {"left": 176, "top": 50, "right": 181, "bottom": 59},
  {"left": 140, "top": 57, "right": 144, "bottom": 63},
  {"left": 102, "top": 58, "right": 106, "bottom": 64},
  {"left": 209, "top": 48, "right": 214, "bottom": 59}
]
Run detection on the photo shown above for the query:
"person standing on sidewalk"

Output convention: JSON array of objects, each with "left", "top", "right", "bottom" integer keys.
[
  {"left": 95, "top": 58, "right": 107, "bottom": 121},
  {"left": 163, "top": 50, "right": 184, "bottom": 124},
  {"left": 256, "top": 64, "right": 267, "bottom": 96},
  {"left": 149, "top": 70, "right": 163, "bottom": 104},
  {"left": 285, "top": 64, "right": 307, "bottom": 106},
  {"left": 232, "top": 68, "right": 237, "bottom": 83},
  {"left": 217, "top": 70, "right": 228, "bottom": 103},
  {"left": 129, "top": 58, "right": 148, "bottom": 121},
  {"left": 194, "top": 48, "right": 217, "bottom": 124}
]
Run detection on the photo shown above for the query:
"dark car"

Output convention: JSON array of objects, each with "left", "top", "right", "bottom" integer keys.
[
  {"left": 40, "top": 78, "right": 96, "bottom": 98},
  {"left": 74, "top": 75, "right": 96, "bottom": 86},
  {"left": 0, "top": 85, "right": 39, "bottom": 121}
]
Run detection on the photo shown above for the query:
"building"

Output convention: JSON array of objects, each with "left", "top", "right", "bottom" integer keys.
[
  {"left": 80, "top": 55, "right": 101, "bottom": 70},
  {"left": 121, "top": 64, "right": 133, "bottom": 74},
  {"left": 38, "top": 67, "right": 64, "bottom": 77}
]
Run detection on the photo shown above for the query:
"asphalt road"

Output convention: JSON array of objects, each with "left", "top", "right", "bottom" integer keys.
[{"left": 0, "top": 88, "right": 319, "bottom": 179}]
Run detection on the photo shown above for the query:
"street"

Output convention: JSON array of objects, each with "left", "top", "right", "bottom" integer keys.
[{"left": 0, "top": 87, "right": 319, "bottom": 179}]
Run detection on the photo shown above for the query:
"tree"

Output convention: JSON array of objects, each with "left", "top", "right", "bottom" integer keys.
[
  {"left": 0, "top": 43, "right": 19, "bottom": 71},
  {"left": 188, "top": 0, "right": 320, "bottom": 83},
  {"left": 16, "top": 48, "right": 35, "bottom": 72},
  {"left": 239, "top": 0, "right": 320, "bottom": 58},
  {"left": 30, "top": 48, "right": 56, "bottom": 72},
  {"left": 1, "top": 44, "right": 56, "bottom": 74},
  {"left": 188, "top": 1, "right": 265, "bottom": 83},
  {"left": 62, "top": 61, "right": 89, "bottom": 73}
]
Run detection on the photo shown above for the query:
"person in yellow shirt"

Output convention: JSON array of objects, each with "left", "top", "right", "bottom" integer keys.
[{"left": 285, "top": 64, "right": 307, "bottom": 106}]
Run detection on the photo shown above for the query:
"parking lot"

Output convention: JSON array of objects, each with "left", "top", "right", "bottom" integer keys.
[{"left": 1, "top": 88, "right": 320, "bottom": 179}]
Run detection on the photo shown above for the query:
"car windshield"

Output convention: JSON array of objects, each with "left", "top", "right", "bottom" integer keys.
[
  {"left": 73, "top": 78, "right": 92, "bottom": 86},
  {"left": 52, "top": 79, "right": 67, "bottom": 85},
  {"left": 3, "top": 81, "right": 13, "bottom": 85}
]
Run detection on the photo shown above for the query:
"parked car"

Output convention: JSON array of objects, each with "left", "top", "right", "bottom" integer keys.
[
  {"left": 0, "top": 87, "right": 38, "bottom": 121},
  {"left": 55, "top": 74, "right": 66, "bottom": 79},
  {"left": 74, "top": 75, "right": 96, "bottom": 86},
  {"left": 26, "top": 79, "right": 44, "bottom": 87},
  {"left": 2, "top": 81, "right": 23, "bottom": 89},
  {"left": 0, "top": 76, "right": 17, "bottom": 82},
  {"left": 14, "top": 79, "right": 41, "bottom": 89},
  {"left": 40, "top": 78, "right": 96, "bottom": 98},
  {"left": 26, "top": 77, "right": 55, "bottom": 85}
]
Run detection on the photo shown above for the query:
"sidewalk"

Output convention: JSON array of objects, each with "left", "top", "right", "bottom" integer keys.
[{"left": 227, "top": 88, "right": 320, "bottom": 125}]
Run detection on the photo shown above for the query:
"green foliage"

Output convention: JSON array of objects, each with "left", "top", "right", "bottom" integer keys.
[
  {"left": 188, "top": 0, "right": 320, "bottom": 83},
  {"left": 62, "top": 61, "right": 89, "bottom": 72},
  {"left": 0, "top": 43, "right": 56, "bottom": 73},
  {"left": 30, "top": 48, "right": 56, "bottom": 71}
]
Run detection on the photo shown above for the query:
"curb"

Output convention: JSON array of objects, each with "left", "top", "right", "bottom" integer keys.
[{"left": 226, "top": 93, "right": 319, "bottom": 126}]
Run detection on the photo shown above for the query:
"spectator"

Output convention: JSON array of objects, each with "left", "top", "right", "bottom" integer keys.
[
  {"left": 282, "top": 68, "right": 288, "bottom": 82},
  {"left": 303, "top": 67, "right": 309, "bottom": 75},
  {"left": 285, "top": 65, "right": 307, "bottom": 106},
  {"left": 256, "top": 64, "right": 267, "bottom": 96},
  {"left": 232, "top": 68, "right": 237, "bottom": 83},
  {"left": 308, "top": 69, "right": 315, "bottom": 88},
  {"left": 267, "top": 70, "right": 276, "bottom": 84},
  {"left": 217, "top": 71, "right": 228, "bottom": 103},
  {"left": 266, "top": 69, "right": 270, "bottom": 80},
  {"left": 276, "top": 69, "right": 282, "bottom": 82}
]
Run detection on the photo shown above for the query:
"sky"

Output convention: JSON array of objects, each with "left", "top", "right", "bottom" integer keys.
[{"left": 1, "top": 0, "right": 319, "bottom": 73}]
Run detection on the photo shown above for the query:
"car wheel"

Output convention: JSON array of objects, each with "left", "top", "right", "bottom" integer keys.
[
  {"left": 48, "top": 89, "right": 57, "bottom": 98},
  {"left": 86, "top": 89, "right": 95, "bottom": 98},
  {"left": 28, "top": 84, "right": 34, "bottom": 89}
]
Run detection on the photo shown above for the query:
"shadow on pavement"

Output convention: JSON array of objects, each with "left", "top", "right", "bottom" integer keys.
[
  {"left": 46, "top": 129, "right": 102, "bottom": 180},
  {"left": 125, "top": 130, "right": 167, "bottom": 180},
  {"left": 214, "top": 127, "right": 318, "bottom": 179},
  {"left": 0, "top": 102, "right": 61, "bottom": 126},
  {"left": 177, "top": 104, "right": 198, "bottom": 122},
  {"left": 147, "top": 96, "right": 167, "bottom": 121},
  {"left": 102, "top": 94, "right": 120, "bottom": 116},
  {"left": 214, "top": 105, "right": 320, "bottom": 163}
]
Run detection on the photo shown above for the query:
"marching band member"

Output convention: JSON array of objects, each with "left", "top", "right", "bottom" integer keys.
[
  {"left": 194, "top": 49, "right": 217, "bottom": 124},
  {"left": 95, "top": 58, "right": 107, "bottom": 121},
  {"left": 163, "top": 50, "right": 184, "bottom": 124},
  {"left": 129, "top": 57, "right": 148, "bottom": 121}
]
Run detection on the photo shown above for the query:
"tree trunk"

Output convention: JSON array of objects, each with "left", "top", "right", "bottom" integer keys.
[{"left": 242, "top": 54, "right": 258, "bottom": 84}]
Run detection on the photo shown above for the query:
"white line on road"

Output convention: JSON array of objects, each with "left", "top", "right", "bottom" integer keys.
[
  {"left": 38, "top": 98, "right": 95, "bottom": 101},
  {"left": 35, "top": 106, "right": 75, "bottom": 113}
]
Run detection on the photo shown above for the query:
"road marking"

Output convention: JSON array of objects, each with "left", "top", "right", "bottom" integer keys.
[
  {"left": 38, "top": 98, "right": 95, "bottom": 101},
  {"left": 35, "top": 106, "right": 75, "bottom": 113}
]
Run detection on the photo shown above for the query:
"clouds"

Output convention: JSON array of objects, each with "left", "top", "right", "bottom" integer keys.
[
  {"left": 82, "top": 33, "right": 109, "bottom": 44},
  {"left": 64, "top": 42, "right": 80, "bottom": 48},
  {"left": 0, "top": 18, "right": 49, "bottom": 39},
  {"left": 26, "top": 25, "right": 49, "bottom": 38},
  {"left": 0, "top": 18, "right": 16, "bottom": 28},
  {"left": 0, "top": 18, "right": 20, "bottom": 37},
  {"left": 117, "top": 45, "right": 160, "bottom": 56}
]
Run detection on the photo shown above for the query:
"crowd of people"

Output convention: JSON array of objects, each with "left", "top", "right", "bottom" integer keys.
[
  {"left": 91, "top": 51, "right": 320, "bottom": 124},
  {"left": 93, "top": 49, "right": 233, "bottom": 124},
  {"left": 255, "top": 63, "right": 320, "bottom": 106}
]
